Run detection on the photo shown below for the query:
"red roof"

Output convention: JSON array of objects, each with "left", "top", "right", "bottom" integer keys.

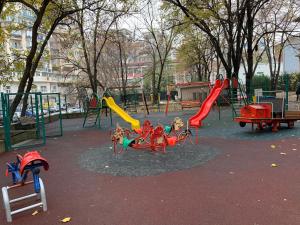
[
  {"left": 127, "top": 73, "right": 143, "bottom": 79},
  {"left": 176, "top": 82, "right": 210, "bottom": 88}
]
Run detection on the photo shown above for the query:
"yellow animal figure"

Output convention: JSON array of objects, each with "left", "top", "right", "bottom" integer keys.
[
  {"left": 111, "top": 124, "right": 125, "bottom": 144},
  {"left": 173, "top": 117, "right": 184, "bottom": 131}
]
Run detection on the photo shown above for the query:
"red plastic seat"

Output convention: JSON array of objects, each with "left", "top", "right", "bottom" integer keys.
[{"left": 19, "top": 151, "right": 49, "bottom": 175}]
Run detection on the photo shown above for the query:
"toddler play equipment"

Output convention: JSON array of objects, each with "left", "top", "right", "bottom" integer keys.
[
  {"left": 111, "top": 118, "right": 192, "bottom": 154},
  {"left": 189, "top": 79, "right": 230, "bottom": 128},
  {"left": 83, "top": 94, "right": 112, "bottom": 128},
  {"left": 234, "top": 90, "right": 300, "bottom": 132},
  {"left": 103, "top": 96, "right": 140, "bottom": 130},
  {"left": 2, "top": 151, "right": 49, "bottom": 222}
]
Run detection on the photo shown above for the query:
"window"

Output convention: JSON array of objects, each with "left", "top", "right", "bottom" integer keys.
[
  {"left": 26, "top": 30, "right": 32, "bottom": 37},
  {"left": 5, "top": 86, "right": 11, "bottom": 93},
  {"left": 193, "top": 92, "right": 201, "bottom": 101},
  {"left": 12, "top": 31, "right": 22, "bottom": 36},
  {"left": 52, "top": 86, "right": 57, "bottom": 92},
  {"left": 26, "top": 38, "right": 32, "bottom": 48},
  {"left": 41, "top": 86, "right": 47, "bottom": 93},
  {"left": 11, "top": 41, "right": 21, "bottom": 49}
]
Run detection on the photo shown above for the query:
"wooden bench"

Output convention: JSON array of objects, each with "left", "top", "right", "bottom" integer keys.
[
  {"left": 180, "top": 101, "right": 201, "bottom": 110},
  {"left": 285, "top": 111, "right": 300, "bottom": 119}
]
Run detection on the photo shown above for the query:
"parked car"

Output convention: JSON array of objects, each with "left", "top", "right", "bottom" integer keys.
[
  {"left": 49, "top": 105, "right": 60, "bottom": 113},
  {"left": 67, "top": 107, "right": 82, "bottom": 113}
]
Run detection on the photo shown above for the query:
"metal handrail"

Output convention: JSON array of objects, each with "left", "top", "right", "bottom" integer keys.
[{"left": 257, "top": 90, "right": 285, "bottom": 119}]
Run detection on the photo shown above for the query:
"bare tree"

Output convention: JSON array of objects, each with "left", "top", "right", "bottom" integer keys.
[
  {"left": 259, "top": 0, "right": 300, "bottom": 90},
  {"left": 142, "top": 2, "right": 177, "bottom": 104},
  {"left": 177, "top": 27, "right": 219, "bottom": 82},
  {"left": 61, "top": 0, "right": 134, "bottom": 95},
  {"left": 163, "top": 0, "right": 271, "bottom": 98},
  {"left": 6, "top": 0, "right": 100, "bottom": 118}
]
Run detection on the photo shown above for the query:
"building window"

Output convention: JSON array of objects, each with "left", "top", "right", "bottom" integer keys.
[
  {"left": 5, "top": 86, "right": 11, "bottom": 93},
  {"left": 26, "top": 38, "right": 32, "bottom": 48},
  {"left": 193, "top": 92, "right": 201, "bottom": 101},
  {"left": 52, "top": 86, "right": 57, "bottom": 92},
  {"left": 41, "top": 86, "right": 47, "bottom": 93}
]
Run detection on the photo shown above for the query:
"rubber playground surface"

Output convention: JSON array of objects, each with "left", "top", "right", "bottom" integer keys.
[{"left": 1, "top": 107, "right": 300, "bottom": 225}]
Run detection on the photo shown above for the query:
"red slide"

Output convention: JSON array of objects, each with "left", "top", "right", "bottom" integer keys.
[{"left": 189, "top": 79, "right": 229, "bottom": 128}]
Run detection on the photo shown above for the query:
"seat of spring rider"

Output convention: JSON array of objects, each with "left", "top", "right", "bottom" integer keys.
[{"left": 18, "top": 151, "right": 49, "bottom": 175}]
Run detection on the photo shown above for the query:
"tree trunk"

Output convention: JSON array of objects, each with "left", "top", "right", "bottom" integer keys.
[
  {"left": 151, "top": 58, "right": 156, "bottom": 104},
  {"left": 21, "top": 76, "right": 34, "bottom": 116},
  {"left": 118, "top": 42, "right": 127, "bottom": 107},
  {"left": 153, "top": 92, "right": 159, "bottom": 104},
  {"left": 245, "top": 0, "right": 254, "bottom": 99},
  {"left": 9, "top": 0, "right": 50, "bottom": 120},
  {"left": 156, "top": 62, "right": 165, "bottom": 104},
  {"left": 0, "top": 1, "right": 5, "bottom": 15},
  {"left": 197, "top": 64, "right": 201, "bottom": 81}
]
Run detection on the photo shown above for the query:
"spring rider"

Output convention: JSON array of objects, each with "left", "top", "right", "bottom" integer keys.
[{"left": 2, "top": 151, "right": 49, "bottom": 222}]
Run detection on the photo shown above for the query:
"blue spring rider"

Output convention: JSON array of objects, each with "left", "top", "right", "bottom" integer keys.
[{"left": 2, "top": 151, "right": 49, "bottom": 222}]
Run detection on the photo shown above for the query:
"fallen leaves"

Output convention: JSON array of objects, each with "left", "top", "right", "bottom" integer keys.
[{"left": 61, "top": 217, "right": 71, "bottom": 223}]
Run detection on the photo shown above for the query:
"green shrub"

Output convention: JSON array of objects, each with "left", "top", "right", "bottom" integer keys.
[{"left": 250, "top": 75, "right": 271, "bottom": 95}]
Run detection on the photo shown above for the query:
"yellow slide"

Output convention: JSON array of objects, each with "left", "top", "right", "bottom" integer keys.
[{"left": 102, "top": 97, "right": 140, "bottom": 130}]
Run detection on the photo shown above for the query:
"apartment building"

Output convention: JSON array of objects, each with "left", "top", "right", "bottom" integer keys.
[{"left": 0, "top": 6, "right": 77, "bottom": 98}]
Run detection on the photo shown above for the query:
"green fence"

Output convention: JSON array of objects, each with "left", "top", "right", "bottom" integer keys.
[
  {"left": 1, "top": 92, "right": 46, "bottom": 151},
  {"left": 41, "top": 93, "right": 63, "bottom": 137},
  {"left": 0, "top": 92, "right": 63, "bottom": 152}
]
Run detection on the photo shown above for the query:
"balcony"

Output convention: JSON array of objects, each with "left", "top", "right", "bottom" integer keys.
[
  {"left": 11, "top": 30, "right": 22, "bottom": 37},
  {"left": 26, "top": 31, "right": 32, "bottom": 37}
]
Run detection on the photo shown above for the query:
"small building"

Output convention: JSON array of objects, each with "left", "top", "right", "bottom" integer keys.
[{"left": 176, "top": 82, "right": 210, "bottom": 102}]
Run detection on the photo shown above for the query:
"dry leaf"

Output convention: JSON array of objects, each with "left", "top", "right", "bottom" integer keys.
[{"left": 61, "top": 217, "right": 71, "bottom": 223}]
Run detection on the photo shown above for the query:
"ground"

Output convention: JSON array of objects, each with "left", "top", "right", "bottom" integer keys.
[{"left": 1, "top": 107, "right": 300, "bottom": 225}]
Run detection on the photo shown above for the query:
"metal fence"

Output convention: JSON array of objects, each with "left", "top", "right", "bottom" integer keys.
[
  {"left": 1, "top": 92, "right": 46, "bottom": 151},
  {"left": 0, "top": 92, "right": 63, "bottom": 152}
]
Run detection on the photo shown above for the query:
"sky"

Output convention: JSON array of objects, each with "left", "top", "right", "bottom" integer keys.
[{"left": 119, "top": 0, "right": 161, "bottom": 32}]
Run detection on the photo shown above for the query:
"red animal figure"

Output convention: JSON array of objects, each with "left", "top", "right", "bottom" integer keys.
[
  {"left": 110, "top": 116, "right": 195, "bottom": 154},
  {"left": 111, "top": 120, "right": 178, "bottom": 154}
]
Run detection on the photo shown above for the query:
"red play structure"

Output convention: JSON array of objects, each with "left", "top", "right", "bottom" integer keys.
[
  {"left": 111, "top": 118, "right": 192, "bottom": 154},
  {"left": 235, "top": 102, "right": 300, "bottom": 132},
  {"left": 189, "top": 79, "right": 229, "bottom": 128}
]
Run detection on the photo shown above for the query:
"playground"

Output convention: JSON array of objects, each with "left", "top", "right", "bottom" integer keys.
[
  {"left": 1, "top": 79, "right": 300, "bottom": 224},
  {"left": 1, "top": 104, "right": 300, "bottom": 224}
]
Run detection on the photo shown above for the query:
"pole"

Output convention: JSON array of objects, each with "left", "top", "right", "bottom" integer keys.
[
  {"left": 142, "top": 90, "right": 149, "bottom": 115},
  {"left": 46, "top": 94, "right": 50, "bottom": 123},
  {"left": 30, "top": 95, "right": 34, "bottom": 116},
  {"left": 157, "top": 93, "right": 160, "bottom": 112},
  {"left": 34, "top": 94, "right": 40, "bottom": 139},
  {"left": 58, "top": 93, "right": 63, "bottom": 136},
  {"left": 284, "top": 74, "right": 289, "bottom": 110},
  {"left": 39, "top": 93, "right": 46, "bottom": 144},
  {"left": 165, "top": 94, "right": 170, "bottom": 116}
]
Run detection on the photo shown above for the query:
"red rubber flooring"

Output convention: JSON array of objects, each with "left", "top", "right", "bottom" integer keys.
[{"left": 1, "top": 127, "right": 300, "bottom": 225}]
